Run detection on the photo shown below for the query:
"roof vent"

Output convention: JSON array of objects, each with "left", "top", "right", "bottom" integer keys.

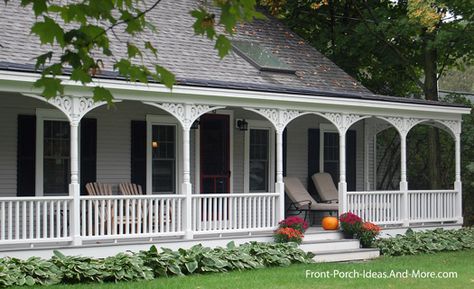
[{"left": 232, "top": 40, "right": 296, "bottom": 74}]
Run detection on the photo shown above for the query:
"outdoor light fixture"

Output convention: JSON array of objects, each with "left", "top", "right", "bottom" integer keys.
[
  {"left": 191, "top": 119, "right": 200, "bottom": 129},
  {"left": 237, "top": 119, "right": 248, "bottom": 131},
  {"left": 152, "top": 141, "right": 159, "bottom": 148}
]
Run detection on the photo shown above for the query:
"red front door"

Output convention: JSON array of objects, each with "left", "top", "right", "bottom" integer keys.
[{"left": 200, "top": 114, "right": 230, "bottom": 194}]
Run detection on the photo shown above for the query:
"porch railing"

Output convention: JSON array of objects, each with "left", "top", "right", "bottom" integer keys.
[
  {"left": 346, "top": 191, "right": 403, "bottom": 225},
  {"left": 408, "top": 190, "right": 457, "bottom": 223},
  {"left": 346, "top": 189, "right": 459, "bottom": 225},
  {"left": 79, "top": 195, "right": 185, "bottom": 241},
  {"left": 191, "top": 193, "right": 279, "bottom": 234},
  {"left": 0, "top": 197, "right": 73, "bottom": 245}
]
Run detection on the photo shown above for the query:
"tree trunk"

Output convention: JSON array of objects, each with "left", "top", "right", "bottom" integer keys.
[{"left": 423, "top": 37, "right": 441, "bottom": 189}]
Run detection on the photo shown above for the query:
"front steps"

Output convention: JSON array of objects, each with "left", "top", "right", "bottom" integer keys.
[{"left": 303, "top": 229, "right": 380, "bottom": 262}]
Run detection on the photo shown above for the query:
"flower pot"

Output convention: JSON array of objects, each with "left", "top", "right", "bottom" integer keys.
[{"left": 342, "top": 231, "right": 355, "bottom": 239}]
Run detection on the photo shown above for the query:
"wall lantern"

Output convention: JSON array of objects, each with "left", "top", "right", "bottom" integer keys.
[{"left": 236, "top": 119, "right": 248, "bottom": 131}]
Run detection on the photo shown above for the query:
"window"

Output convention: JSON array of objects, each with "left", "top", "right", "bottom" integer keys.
[
  {"left": 249, "top": 129, "right": 269, "bottom": 192},
  {"left": 322, "top": 131, "right": 339, "bottom": 182},
  {"left": 43, "top": 120, "right": 70, "bottom": 196},
  {"left": 151, "top": 125, "right": 176, "bottom": 193},
  {"left": 232, "top": 40, "right": 296, "bottom": 73}
]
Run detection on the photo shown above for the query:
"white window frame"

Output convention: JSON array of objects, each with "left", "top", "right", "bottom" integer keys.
[
  {"left": 244, "top": 120, "right": 275, "bottom": 193},
  {"left": 146, "top": 115, "right": 181, "bottom": 195},
  {"left": 35, "top": 109, "right": 69, "bottom": 196},
  {"left": 194, "top": 110, "right": 234, "bottom": 194},
  {"left": 319, "top": 123, "right": 338, "bottom": 173}
]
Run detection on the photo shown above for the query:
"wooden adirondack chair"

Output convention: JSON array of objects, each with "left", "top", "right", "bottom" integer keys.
[
  {"left": 118, "top": 183, "right": 143, "bottom": 195},
  {"left": 85, "top": 182, "right": 113, "bottom": 196}
]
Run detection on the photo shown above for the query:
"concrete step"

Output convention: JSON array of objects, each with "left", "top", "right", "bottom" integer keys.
[
  {"left": 300, "top": 239, "right": 360, "bottom": 253},
  {"left": 312, "top": 248, "right": 380, "bottom": 263},
  {"left": 303, "top": 230, "right": 344, "bottom": 241}
]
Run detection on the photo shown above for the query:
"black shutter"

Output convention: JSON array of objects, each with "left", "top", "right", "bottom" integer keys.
[
  {"left": 17, "top": 115, "right": 36, "bottom": 196},
  {"left": 307, "top": 129, "right": 320, "bottom": 196},
  {"left": 346, "top": 130, "right": 357, "bottom": 191},
  {"left": 80, "top": 118, "right": 97, "bottom": 194},
  {"left": 131, "top": 120, "right": 147, "bottom": 192}
]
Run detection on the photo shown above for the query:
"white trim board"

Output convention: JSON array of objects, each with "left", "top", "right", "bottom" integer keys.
[
  {"left": 35, "top": 109, "right": 69, "bottom": 196},
  {"left": 146, "top": 115, "right": 182, "bottom": 195},
  {"left": 243, "top": 120, "right": 275, "bottom": 194}
]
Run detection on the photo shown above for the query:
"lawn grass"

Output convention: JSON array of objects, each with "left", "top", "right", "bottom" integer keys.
[{"left": 18, "top": 249, "right": 474, "bottom": 289}]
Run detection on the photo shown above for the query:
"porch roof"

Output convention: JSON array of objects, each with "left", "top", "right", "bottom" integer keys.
[
  {"left": 0, "top": 61, "right": 467, "bottom": 109},
  {"left": 0, "top": 0, "right": 468, "bottom": 109}
]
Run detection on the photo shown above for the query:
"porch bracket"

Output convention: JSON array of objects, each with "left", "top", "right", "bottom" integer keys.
[
  {"left": 243, "top": 108, "right": 301, "bottom": 133},
  {"left": 21, "top": 93, "right": 111, "bottom": 123},
  {"left": 142, "top": 102, "right": 224, "bottom": 130}
]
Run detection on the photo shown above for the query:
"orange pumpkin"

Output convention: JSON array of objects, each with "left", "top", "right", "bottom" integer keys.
[{"left": 322, "top": 216, "right": 339, "bottom": 230}]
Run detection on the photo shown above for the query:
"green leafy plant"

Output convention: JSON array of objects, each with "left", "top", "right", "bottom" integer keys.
[
  {"left": 51, "top": 251, "right": 105, "bottom": 283},
  {"left": 4, "top": 257, "right": 61, "bottom": 286},
  {"left": 103, "top": 253, "right": 153, "bottom": 282},
  {"left": 357, "top": 222, "right": 381, "bottom": 248},
  {"left": 0, "top": 242, "right": 313, "bottom": 288},
  {"left": 375, "top": 228, "right": 474, "bottom": 256}
]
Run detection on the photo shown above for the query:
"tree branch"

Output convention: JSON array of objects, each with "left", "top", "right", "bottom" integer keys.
[
  {"left": 351, "top": 2, "right": 426, "bottom": 93},
  {"left": 91, "top": 0, "right": 162, "bottom": 42}
]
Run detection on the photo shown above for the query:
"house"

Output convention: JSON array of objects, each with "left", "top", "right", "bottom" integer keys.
[{"left": 0, "top": 0, "right": 470, "bottom": 260}]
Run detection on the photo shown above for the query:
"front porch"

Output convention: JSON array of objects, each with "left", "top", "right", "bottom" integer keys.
[{"left": 0, "top": 83, "right": 467, "bottom": 251}]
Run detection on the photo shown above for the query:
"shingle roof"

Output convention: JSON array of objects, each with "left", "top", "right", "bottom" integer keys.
[{"left": 0, "top": 0, "right": 466, "bottom": 108}]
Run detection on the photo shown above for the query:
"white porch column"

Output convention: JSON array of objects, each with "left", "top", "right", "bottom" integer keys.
[
  {"left": 338, "top": 132, "right": 347, "bottom": 213},
  {"left": 275, "top": 130, "right": 285, "bottom": 222},
  {"left": 454, "top": 133, "right": 463, "bottom": 223},
  {"left": 363, "top": 119, "right": 371, "bottom": 191},
  {"left": 400, "top": 133, "right": 409, "bottom": 226},
  {"left": 182, "top": 127, "right": 193, "bottom": 239},
  {"left": 69, "top": 119, "right": 82, "bottom": 246}
]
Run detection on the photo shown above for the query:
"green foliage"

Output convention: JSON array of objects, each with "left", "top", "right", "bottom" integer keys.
[
  {"left": 260, "top": 0, "right": 474, "bottom": 97},
  {"left": 51, "top": 251, "right": 106, "bottom": 283},
  {"left": 0, "top": 242, "right": 313, "bottom": 288},
  {"left": 103, "top": 253, "right": 153, "bottom": 282},
  {"left": 0, "top": 257, "right": 60, "bottom": 287},
  {"left": 375, "top": 228, "right": 474, "bottom": 256}
]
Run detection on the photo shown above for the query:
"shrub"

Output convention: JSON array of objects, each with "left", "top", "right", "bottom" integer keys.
[
  {"left": 358, "top": 222, "right": 381, "bottom": 248},
  {"left": 375, "top": 228, "right": 474, "bottom": 256},
  {"left": 278, "top": 216, "right": 309, "bottom": 233},
  {"left": 273, "top": 227, "right": 304, "bottom": 244},
  {"left": 339, "top": 212, "right": 363, "bottom": 237}
]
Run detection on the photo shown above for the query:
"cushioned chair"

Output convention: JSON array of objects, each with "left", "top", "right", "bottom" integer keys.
[
  {"left": 311, "top": 172, "right": 339, "bottom": 203},
  {"left": 284, "top": 177, "right": 338, "bottom": 222}
]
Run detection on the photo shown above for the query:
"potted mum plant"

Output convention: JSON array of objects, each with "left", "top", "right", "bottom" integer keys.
[
  {"left": 339, "top": 212, "right": 362, "bottom": 239},
  {"left": 358, "top": 221, "right": 381, "bottom": 247},
  {"left": 274, "top": 216, "right": 308, "bottom": 244},
  {"left": 278, "top": 216, "right": 309, "bottom": 233}
]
